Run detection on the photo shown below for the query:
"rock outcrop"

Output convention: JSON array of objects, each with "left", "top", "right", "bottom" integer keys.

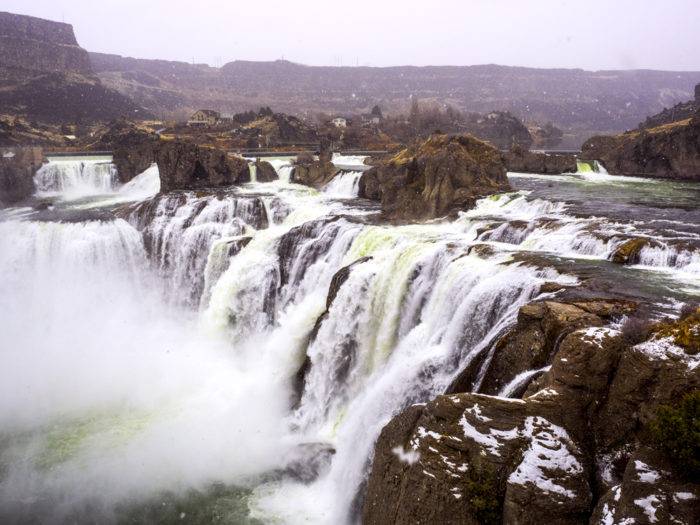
[
  {"left": 358, "top": 134, "right": 510, "bottom": 221},
  {"left": 95, "top": 120, "right": 160, "bottom": 183},
  {"left": 638, "top": 83, "right": 699, "bottom": 130},
  {"left": 0, "top": 11, "right": 91, "bottom": 74},
  {"left": 155, "top": 141, "right": 250, "bottom": 192},
  {"left": 363, "top": 303, "right": 700, "bottom": 524},
  {"left": 291, "top": 152, "right": 338, "bottom": 189},
  {"left": 503, "top": 145, "right": 577, "bottom": 174},
  {"left": 461, "top": 111, "right": 533, "bottom": 150},
  {"left": 254, "top": 160, "right": 278, "bottom": 182},
  {"left": 0, "top": 146, "right": 42, "bottom": 204},
  {"left": 0, "top": 12, "right": 146, "bottom": 123},
  {"left": 581, "top": 111, "right": 700, "bottom": 181}
]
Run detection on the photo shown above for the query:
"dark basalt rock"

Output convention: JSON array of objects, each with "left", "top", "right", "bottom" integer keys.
[
  {"left": 358, "top": 133, "right": 511, "bottom": 221},
  {"left": 0, "top": 146, "right": 42, "bottom": 204},
  {"left": 96, "top": 120, "right": 160, "bottom": 183},
  {"left": 610, "top": 237, "right": 651, "bottom": 264},
  {"left": 254, "top": 160, "right": 278, "bottom": 182},
  {"left": 581, "top": 110, "right": 700, "bottom": 181},
  {"left": 291, "top": 152, "right": 338, "bottom": 189},
  {"left": 503, "top": 145, "right": 577, "bottom": 174},
  {"left": 364, "top": 299, "right": 699, "bottom": 525},
  {"left": 155, "top": 141, "right": 250, "bottom": 192}
]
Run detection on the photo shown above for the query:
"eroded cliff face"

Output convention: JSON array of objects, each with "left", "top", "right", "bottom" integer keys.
[
  {"left": 582, "top": 110, "right": 700, "bottom": 181},
  {"left": 359, "top": 134, "right": 511, "bottom": 221},
  {"left": 363, "top": 304, "right": 700, "bottom": 525},
  {"left": 0, "top": 12, "right": 146, "bottom": 123},
  {"left": 0, "top": 11, "right": 91, "bottom": 75},
  {"left": 155, "top": 141, "right": 250, "bottom": 192}
]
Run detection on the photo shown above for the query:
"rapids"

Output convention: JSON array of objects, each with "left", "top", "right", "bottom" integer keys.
[{"left": 1, "top": 156, "right": 698, "bottom": 523}]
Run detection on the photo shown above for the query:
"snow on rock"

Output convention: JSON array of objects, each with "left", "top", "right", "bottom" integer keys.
[
  {"left": 634, "top": 460, "right": 661, "bottom": 483},
  {"left": 634, "top": 337, "right": 700, "bottom": 370},
  {"left": 634, "top": 494, "right": 660, "bottom": 523},
  {"left": 507, "top": 416, "right": 585, "bottom": 498}
]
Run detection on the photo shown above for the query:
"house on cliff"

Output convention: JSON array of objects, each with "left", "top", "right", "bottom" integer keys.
[{"left": 187, "top": 110, "right": 221, "bottom": 126}]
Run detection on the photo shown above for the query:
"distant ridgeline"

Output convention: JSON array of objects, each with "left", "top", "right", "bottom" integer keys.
[
  {"left": 90, "top": 54, "right": 700, "bottom": 140},
  {"left": 0, "top": 11, "right": 147, "bottom": 123},
  {"left": 639, "top": 83, "right": 700, "bottom": 130}
]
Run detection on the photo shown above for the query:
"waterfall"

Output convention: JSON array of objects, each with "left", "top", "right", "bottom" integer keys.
[
  {"left": 2, "top": 152, "right": 698, "bottom": 523},
  {"left": 323, "top": 171, "right": 362, "bottom": 198},
  {"left": 499, "top": 366, "right": 552, "bottom": 397},
  {"left": 34, "top": 158, "right": 119, "bottom": 198}
]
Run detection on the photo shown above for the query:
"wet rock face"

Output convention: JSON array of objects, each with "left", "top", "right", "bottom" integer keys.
[
  {"left": 503, "top": 146, "right": 577, "bottom": 174},
  {"left": 364, "top": 298, "right": 700, "bottom": 524},
  {"left": 155, "top": 141, "right": 250, "bottom": 192},
  {"left": 467, "top": 299, "right": 633, "bottom": 396},
  {"left": 610, "top": 237, "right": 650, "bottom": 264},
  {"left": 358, "top": 134, "right": 510, "bottom": 221},
  {"left": 0, "top": 146, "right": 43, "bottom": 204},
  {"left": 581, "top": 112, "right": 700, "bottom": 180}
]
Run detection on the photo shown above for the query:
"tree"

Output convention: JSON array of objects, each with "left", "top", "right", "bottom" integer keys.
[{"left": 371, "top": 105, "right": 383, "bottom": 118}]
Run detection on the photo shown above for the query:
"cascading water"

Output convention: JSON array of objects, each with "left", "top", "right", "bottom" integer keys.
[
  {"left": 34, "top": 157, "right": 119, "bottom": 198},
  {"left": 1, "top": 154, "right": 698, "bottom": 523},
  {"left": 323, "top": 171, "right": 363, "bottom": 198}
]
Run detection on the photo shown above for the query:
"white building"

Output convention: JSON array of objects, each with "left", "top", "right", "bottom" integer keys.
[{"left": 331, "top": 117, "right": 348, "bottom": 128}]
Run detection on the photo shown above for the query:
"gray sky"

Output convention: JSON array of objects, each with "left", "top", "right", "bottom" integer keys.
[{"left": 4, "top": 0, "right": 699, "bottom": 70}]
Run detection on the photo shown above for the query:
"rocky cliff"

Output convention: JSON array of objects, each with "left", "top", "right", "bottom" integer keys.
[
  {"left": 0, "top": 12, "right": 146, "bottom": 123},
  {"left": 358, "top": 134, "right": 510, "bottom": 221},
  {"left": 363, "top": 301, "right": 700, "bottom": 524},
  {"left": 582, "top": 111, "right": 700, "bottom": 180},
  {"left": 0, "top": 12, "right": 91, "bottom": 74},
  {"left": 155, "top": 141, "right": 250, "bottom": 192}
]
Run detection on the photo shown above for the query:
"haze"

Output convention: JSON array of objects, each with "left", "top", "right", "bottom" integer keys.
[{"left": 4, "top": 0, "right": 699, "bottom": 71}]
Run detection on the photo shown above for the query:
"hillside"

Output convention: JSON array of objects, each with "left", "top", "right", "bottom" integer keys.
[
  {"left": 91, "top": 55, "right": 700, "bottom": 145},
  {"left": 0, "top": 12, "right": 147, "bottom": 123}
]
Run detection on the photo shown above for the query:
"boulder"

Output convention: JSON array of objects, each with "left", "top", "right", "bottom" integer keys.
[
  {"left": 358, "top": 133, "right": 510, "bottom": 221},
  {"left": 155, "top": 141, "right": 250, "bottom": 192},
  {"left": 610, "top": 237, "right": 650, "bottom": 264},
  {"left": 291, "top": 152, "right": 338, "bottom": 189},
  {"left": 503, "top": 145, "right": 577, "bottom": 174},
  {"left": 0, "top": 146, "right": 43, "bottom": 204},
  {"left": 254, "top": 160, "right": 278, "bottom": 182}
]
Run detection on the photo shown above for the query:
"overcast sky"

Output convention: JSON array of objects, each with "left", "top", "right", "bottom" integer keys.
[{"left": 4, "top": 0, "right": 699, "bottom": 70}]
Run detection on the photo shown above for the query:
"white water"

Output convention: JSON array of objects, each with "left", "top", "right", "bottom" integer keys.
[
  {"left": 323, "top": 171, "right": 362, "bottom": 198},
  {"left": 1, "top": 155, "right": 698, "bottom": 523},
  {"left": 499, "top": 366, "right": 552, "bottom": 397},
  {"left": 34, "top": 158, "right": 118, "bottom": 199}
]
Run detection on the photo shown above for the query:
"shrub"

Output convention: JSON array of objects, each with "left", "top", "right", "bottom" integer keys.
[
  {"left": 648, "top": 391, "right": 700, "bottom": 480},
  {"left": 679, "top": 302, "right": 700, "bottom": 320}
]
